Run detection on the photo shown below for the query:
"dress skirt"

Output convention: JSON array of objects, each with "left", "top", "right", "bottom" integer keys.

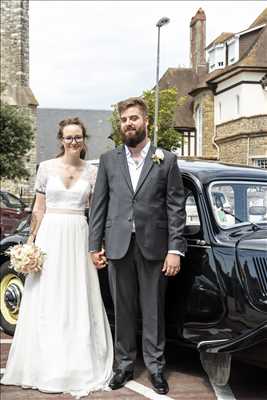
[{"left": 1, "top": 213, "right": 113, "bottom": 398}]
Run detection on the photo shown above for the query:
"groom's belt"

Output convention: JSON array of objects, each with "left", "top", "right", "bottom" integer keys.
[{"left": 46, "top": 208, "right": 85, "bottom": 215}]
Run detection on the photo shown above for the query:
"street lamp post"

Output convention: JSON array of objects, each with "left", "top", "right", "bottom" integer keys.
[{"left": 154, "top": 17, "right": 170, "bottom": 147}]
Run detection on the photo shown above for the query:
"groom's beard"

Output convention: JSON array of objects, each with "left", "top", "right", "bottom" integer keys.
[{"left": 121, "top": 125, "right": 146, "bottom": 148}]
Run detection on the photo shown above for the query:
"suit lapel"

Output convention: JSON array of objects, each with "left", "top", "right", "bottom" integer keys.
[
  {"left": 117, "top": 146, "right": 134, "bottom": 195},
  {"left": 134, "top": 143, "right": 155, "bottom": 196}
]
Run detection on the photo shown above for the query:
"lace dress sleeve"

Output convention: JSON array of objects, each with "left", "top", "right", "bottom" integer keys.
[{"left": 34, "top": 162, "right": 47, "bottom": 194}]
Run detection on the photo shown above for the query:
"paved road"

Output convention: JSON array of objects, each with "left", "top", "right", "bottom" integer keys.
[{"left": 1, "top": 331, "right": 266, "bottom": 400}]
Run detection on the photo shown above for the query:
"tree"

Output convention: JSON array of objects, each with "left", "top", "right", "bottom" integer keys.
[
  {"left": 0, "top": 102, "right": 34, "bottom": 180},
  {"left": 110, "top": 87, "right": 186, "bottom": 151}
]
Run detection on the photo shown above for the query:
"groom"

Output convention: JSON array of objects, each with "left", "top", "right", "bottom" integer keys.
[{"left": 89, "top": 97, "right": 186, "bottom": 395}]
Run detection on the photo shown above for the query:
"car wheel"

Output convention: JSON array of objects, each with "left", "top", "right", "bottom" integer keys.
[
  {"left": 0, "top": 260, "right": 25, "bottom": 336},
  {"left": 200, "top": 351, "right": 232, "bottom": 386}
]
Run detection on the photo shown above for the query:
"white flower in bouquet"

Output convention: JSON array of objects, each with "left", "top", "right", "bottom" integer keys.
[{"left": 6, "top": 243, "right": 46, "bottom": 274}]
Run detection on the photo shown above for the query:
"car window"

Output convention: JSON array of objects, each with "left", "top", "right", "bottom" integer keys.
[
  {"left": 209, "top": 182, "right": 267, "bottom": 228},
  {"left": 15, "top": 216, "right": 30, "bottom": 233},
  {"left": 185, "top": 194, "right": 200, "bottom": 225},
  {"left": 3, "top": 192, "right": 23, "bottom": 209},
  {"left": 0, "top": 198, "right": 8, "bottom": 209},
  {"left": 184, "top": 189, "right": 201, "bottom": 235},
  {"left": 247, "top": 185, "right": 267, "bottom": 223}
]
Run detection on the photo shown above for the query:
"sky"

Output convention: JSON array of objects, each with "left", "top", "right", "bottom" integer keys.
[{"left": 29, "top": 0, "right": 267, "bottom": 110}]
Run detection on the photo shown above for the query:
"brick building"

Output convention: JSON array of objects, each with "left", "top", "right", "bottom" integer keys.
[{"left": 159, "top": 8, "right": 267, "bottom": 168}]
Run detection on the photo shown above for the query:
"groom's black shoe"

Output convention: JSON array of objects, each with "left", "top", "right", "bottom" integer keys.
[
  {"left": 109, "top": 369, "right": 134, "bottom": 390},
  {"left": 150, "top": 372, "right": 169, "bottom": 395}
]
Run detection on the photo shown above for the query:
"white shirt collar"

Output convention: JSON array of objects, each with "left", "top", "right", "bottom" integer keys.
[{"left": 125, "top": 140, "right": 151, "bottom": 160}]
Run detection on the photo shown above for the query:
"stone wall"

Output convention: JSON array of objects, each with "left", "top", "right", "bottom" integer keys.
[
  {"left": 194, "top": 89, "right": 218, "bottom": 159},
  {"left": 1, "top": 0, "right": 38, "bottom": 203},
  {"left": 216, "top": 115, "right": 267, "bottom": 166},
  {"left": 216, "top": 115, "right": 267, "bottom": 139},
  {"left": 218, "top": 137, "right": 249, "bottom": 165},
  {"left": 249, "top": 134, "right": 267, "bottom": 161},
  {"left": 0, "top": 0, "right": 29, "bottom": 87}
]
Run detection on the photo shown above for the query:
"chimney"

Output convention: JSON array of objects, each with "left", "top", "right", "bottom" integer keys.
[{"left": 190, "top": 8, "right": 206, "bottom": 72}]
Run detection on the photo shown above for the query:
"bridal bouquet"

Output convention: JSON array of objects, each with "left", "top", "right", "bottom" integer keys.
[{"left": 6, "top": 243, "right": 46, "bottom": 274}]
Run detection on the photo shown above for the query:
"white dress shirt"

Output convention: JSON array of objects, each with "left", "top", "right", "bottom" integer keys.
[{"left": 125, "top": 142, "right": 183, "bottom": 257}]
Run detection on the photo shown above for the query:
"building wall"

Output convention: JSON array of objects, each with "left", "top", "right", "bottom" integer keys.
[
  {"left": 1, "top": 0, "right": 38, "bottom": 201},
  {"left": 214, "top": 71, "right": 267, "bottom": 125},
  {"left": 194, "top": 89, "right": 218, "bottom": 158},
  {"left": 211, "top": 69, "right": 267, "bottom": 168},
  {"left": 218, "top": 137, "right": 249, "bottom": 165},
  {"left": 248, "top": 134, "right": 267, "bottom": 166},
  {"left": 0, "top": 0, "right": 29, "bottom": 87},
  {"left": 216, "top": 115, "right": 267, "bottom": 166}
]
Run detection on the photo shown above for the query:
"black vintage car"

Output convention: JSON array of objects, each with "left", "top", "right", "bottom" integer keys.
[{"left": 0, "top": 160, "right": 266, "bottom": 385}]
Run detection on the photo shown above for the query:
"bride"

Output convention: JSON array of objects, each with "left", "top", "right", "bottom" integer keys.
[{"left": 1, "top": 117, "right": 113, "bottom": 398}]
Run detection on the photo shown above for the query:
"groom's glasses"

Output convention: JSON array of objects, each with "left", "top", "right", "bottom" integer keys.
[{"left": 62, "top": 136, "right": 84, "bottom": 144}]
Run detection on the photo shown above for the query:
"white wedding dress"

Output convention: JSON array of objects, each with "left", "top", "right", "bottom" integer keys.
[{"left": 1, "top": 159, "right": 113, "bottom": 398}]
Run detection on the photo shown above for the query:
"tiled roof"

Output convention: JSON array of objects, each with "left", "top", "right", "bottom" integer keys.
[
  {"left": 158, "top": 67, "right": 205, "bottom": 129},
  {"left": 249, "top": 8, "right": 267, "bottom": 28},
  {"left": 157, "top": 8, "right": 267, "bottom": 128},
  {"left": 37, "top": 108, "right": 113, "bottom": 163},
  {"left": 206, "top": 32, "right": 233, "bottom": 49},
  {"left": 238, "top": 24, "right": 267, "bottom": 67},
  {"left": 191, "top": 9, "right": 267, "bottom": 90}
]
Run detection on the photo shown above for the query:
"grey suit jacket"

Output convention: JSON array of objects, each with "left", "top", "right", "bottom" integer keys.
[{"left": 89, "top": 144, "right": 186, "bottom": 260}]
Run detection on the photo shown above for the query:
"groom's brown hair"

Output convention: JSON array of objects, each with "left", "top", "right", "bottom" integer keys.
[{"left": 117, "top": 97, "right": 148, "bottom": 117}]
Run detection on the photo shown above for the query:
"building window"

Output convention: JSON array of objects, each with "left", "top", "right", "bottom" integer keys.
[
  {"left": 195, "top": 106, "right": 202, "bottom": 156},
  {"left": 207, "top": 44, "right": 226, "bottom": 72},
  {"left": 236, "top": 95, "right": 240, "bottom": 115},
  {"left": 219, "top": 102, "right": 222, "bottom": 120},
  {"left": 208, "top": 49, "right": 215, "bottom": 71},
  {"left": 215, "top": 44, "right": 225, "bottom": 69},
  {"left": 180, "top": 131, "right": 196, "bottom": 157},
  {"left": 227, "top": 37, "right": 239, "bottom": 65},
  {"left": 253, "top": 158, "right": 267, "bottom": 169}
]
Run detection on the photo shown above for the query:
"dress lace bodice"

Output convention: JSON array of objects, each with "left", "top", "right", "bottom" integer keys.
[{"left": 34, "top": 159, "right": 97, "bottom": 210}]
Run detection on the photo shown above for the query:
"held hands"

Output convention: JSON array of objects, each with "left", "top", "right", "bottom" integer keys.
[
  {"left": 162, "top": 254, "right": 181, "bottom": 276},
  {"left": 90, "top": 249, "right": 107, "bottom": 269}
]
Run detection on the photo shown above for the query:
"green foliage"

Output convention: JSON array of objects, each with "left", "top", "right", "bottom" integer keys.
[
  {"left": 0, "top": 103, "right": 34, "bottom": 180},
  {"left": 110, "top": 88, "right": 184, "bottom": 151}
]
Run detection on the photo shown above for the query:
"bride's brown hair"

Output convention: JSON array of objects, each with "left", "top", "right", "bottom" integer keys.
[{"left": 56, "top": 117, "right": 88, "bottom": 159}]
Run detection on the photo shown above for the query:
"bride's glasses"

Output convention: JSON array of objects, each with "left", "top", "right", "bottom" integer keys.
[{"left": 62, "top": 136, "right": 84, "bottom": 144}]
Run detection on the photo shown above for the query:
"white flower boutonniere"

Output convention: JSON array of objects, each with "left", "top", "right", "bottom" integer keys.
[{"left": 151, "top": 148, "right": 164, "bottom": 165}]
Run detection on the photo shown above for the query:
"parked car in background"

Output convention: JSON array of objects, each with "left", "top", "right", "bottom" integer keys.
[
  {"left": 0, "top": 160, "right": 266, "bottom": 386},
  {"left": 0, "top": 191, "right": 31, "bottom": 239}
]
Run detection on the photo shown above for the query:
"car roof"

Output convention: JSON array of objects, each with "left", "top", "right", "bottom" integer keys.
[
  {"left": 87, "top": 157, "right": 267, "bottom": 184},
  {"left": 178, "top": 159, "right": 267, "bottom": 185}
]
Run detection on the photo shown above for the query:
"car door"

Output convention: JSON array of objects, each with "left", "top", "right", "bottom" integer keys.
[{"left": 165, "top": 178, "right": 225, "bottom": 341}]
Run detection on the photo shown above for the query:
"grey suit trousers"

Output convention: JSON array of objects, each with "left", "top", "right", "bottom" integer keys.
[{"left": 108, "top": 235, "right": 168, "bottom": 374}]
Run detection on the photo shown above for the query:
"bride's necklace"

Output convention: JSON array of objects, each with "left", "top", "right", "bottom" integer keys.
[
  {"left": 61, "top": 159, "right": 83, "bottom": 180},
  {"left": 65, "top": 168, "right": 77, "bottom": 181}
]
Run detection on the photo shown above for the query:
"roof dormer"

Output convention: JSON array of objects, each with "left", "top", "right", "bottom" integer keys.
[
  {"left": 207, "top": 43, "right": 226, "bottom": 72},
  {"left": 226, "top": 36, "right": 239, "bottom": 65}
]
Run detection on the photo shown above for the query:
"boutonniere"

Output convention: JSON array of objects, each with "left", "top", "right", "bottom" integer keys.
[{"left": 151, "top": 148, "right": 164, "bottom": 165}]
